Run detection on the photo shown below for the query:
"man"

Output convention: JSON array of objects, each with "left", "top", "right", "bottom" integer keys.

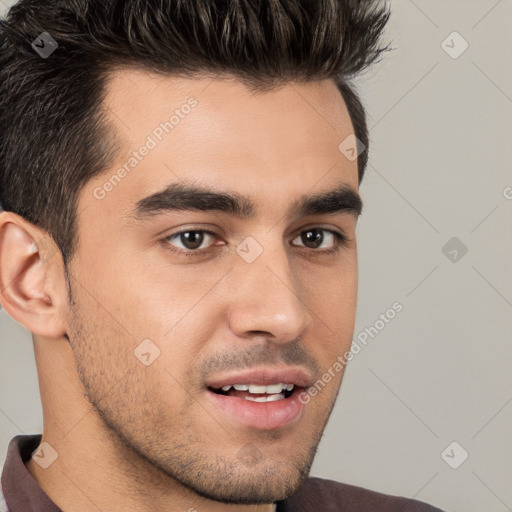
[{"left": 0, "top": 1, "right": 447, "bottom": 511}]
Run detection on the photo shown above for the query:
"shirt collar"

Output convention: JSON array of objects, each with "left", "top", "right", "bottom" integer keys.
[{"left": 1, "top": 434, "right": 61, "bottom": 512}]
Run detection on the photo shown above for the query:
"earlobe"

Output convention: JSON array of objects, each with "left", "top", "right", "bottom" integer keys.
[{"left": 0, "top": 212, "right": 68, "bottom": 339}]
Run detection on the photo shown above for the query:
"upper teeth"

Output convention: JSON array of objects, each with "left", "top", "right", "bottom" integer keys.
[{"left": 220, "top": 383, "right": 294, "bottom": 393}]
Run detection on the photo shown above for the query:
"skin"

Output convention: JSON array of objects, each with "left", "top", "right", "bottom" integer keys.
[{"left": 0, "top": 69, "right": 360, "bottom": 512}]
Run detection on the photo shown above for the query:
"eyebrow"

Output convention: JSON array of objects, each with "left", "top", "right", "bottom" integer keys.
[{"left": 129, "top": 181, "right": 362, "bottom": 221}]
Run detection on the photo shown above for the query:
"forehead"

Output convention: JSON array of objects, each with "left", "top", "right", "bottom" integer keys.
[
  {"left": 104, "top": 66, "right": 353, "bottom": 131},
  {"left": 81, "top": 68, "right": 358, "bottom": 223}
]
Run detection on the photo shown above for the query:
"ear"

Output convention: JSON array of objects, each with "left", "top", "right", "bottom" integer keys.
[{"left": 0, "top": 211, "right": 68, "bottom": 338}]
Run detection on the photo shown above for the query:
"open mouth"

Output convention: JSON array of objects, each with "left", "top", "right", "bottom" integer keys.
[
  {"left": 205, "top": 380, "right": 307, "bottom": 430},
  {"left": 207, "top": 383, "right": 299, "bottom": 402}
]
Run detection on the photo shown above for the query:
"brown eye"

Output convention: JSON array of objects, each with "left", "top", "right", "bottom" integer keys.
[
  {"left": 164, "top": 230, "right": 217, "bottom": 252},
  {"left": 291, "top": 228, "right": 346, "bottom": 251},
  {"left": 299, "top": 229, "right": 324, "bottom": 249}
]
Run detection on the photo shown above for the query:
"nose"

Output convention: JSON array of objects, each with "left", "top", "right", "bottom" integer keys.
[{"left": 226, "top": 241, "right": 312, "bottom": 343}]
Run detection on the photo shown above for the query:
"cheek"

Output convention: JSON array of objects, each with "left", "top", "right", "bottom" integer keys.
[
  {"left": 68, "top": 293, "right": 188, "bottom": 426},
  {"left": 101, "top": 255, "right": 229, "bottom": 342},
  {"left": 67, "top": 292, "right": 133, "bottom": 389},
  {"left": 307, "top": 255, "right": 358, "bottom": 309},
  {"left": 67, "top": 255, "right": 214, "bottom": 395},
  {"left": 306, "top": 263, "right": 358, "bottom": 362}
]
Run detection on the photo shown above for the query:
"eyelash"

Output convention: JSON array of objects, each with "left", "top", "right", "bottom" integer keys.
[{"left": 162, "top": 228, "right": 349, "bottom": 258}]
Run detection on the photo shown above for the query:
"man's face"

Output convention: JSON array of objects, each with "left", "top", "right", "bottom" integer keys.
[{"left": 66, "top": 69, "right": 360, "bottom": 503}]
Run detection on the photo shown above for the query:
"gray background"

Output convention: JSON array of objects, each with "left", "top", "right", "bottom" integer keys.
[{"left": 1, "top": 1, "right": 511, "bottom": 511}]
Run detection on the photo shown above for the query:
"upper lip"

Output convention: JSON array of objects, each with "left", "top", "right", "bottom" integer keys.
[{"left": 205, "top": 367, "right": 314, "bottom": 389}]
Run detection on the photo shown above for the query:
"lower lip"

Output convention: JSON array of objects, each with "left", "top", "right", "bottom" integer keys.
[{"left": 206, "top": 388, "right": 306, "bottom": 430}]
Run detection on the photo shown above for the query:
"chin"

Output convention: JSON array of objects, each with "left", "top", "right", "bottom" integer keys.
[{"left": 186, "top": 469, "right": 307, "bottom": 505}]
